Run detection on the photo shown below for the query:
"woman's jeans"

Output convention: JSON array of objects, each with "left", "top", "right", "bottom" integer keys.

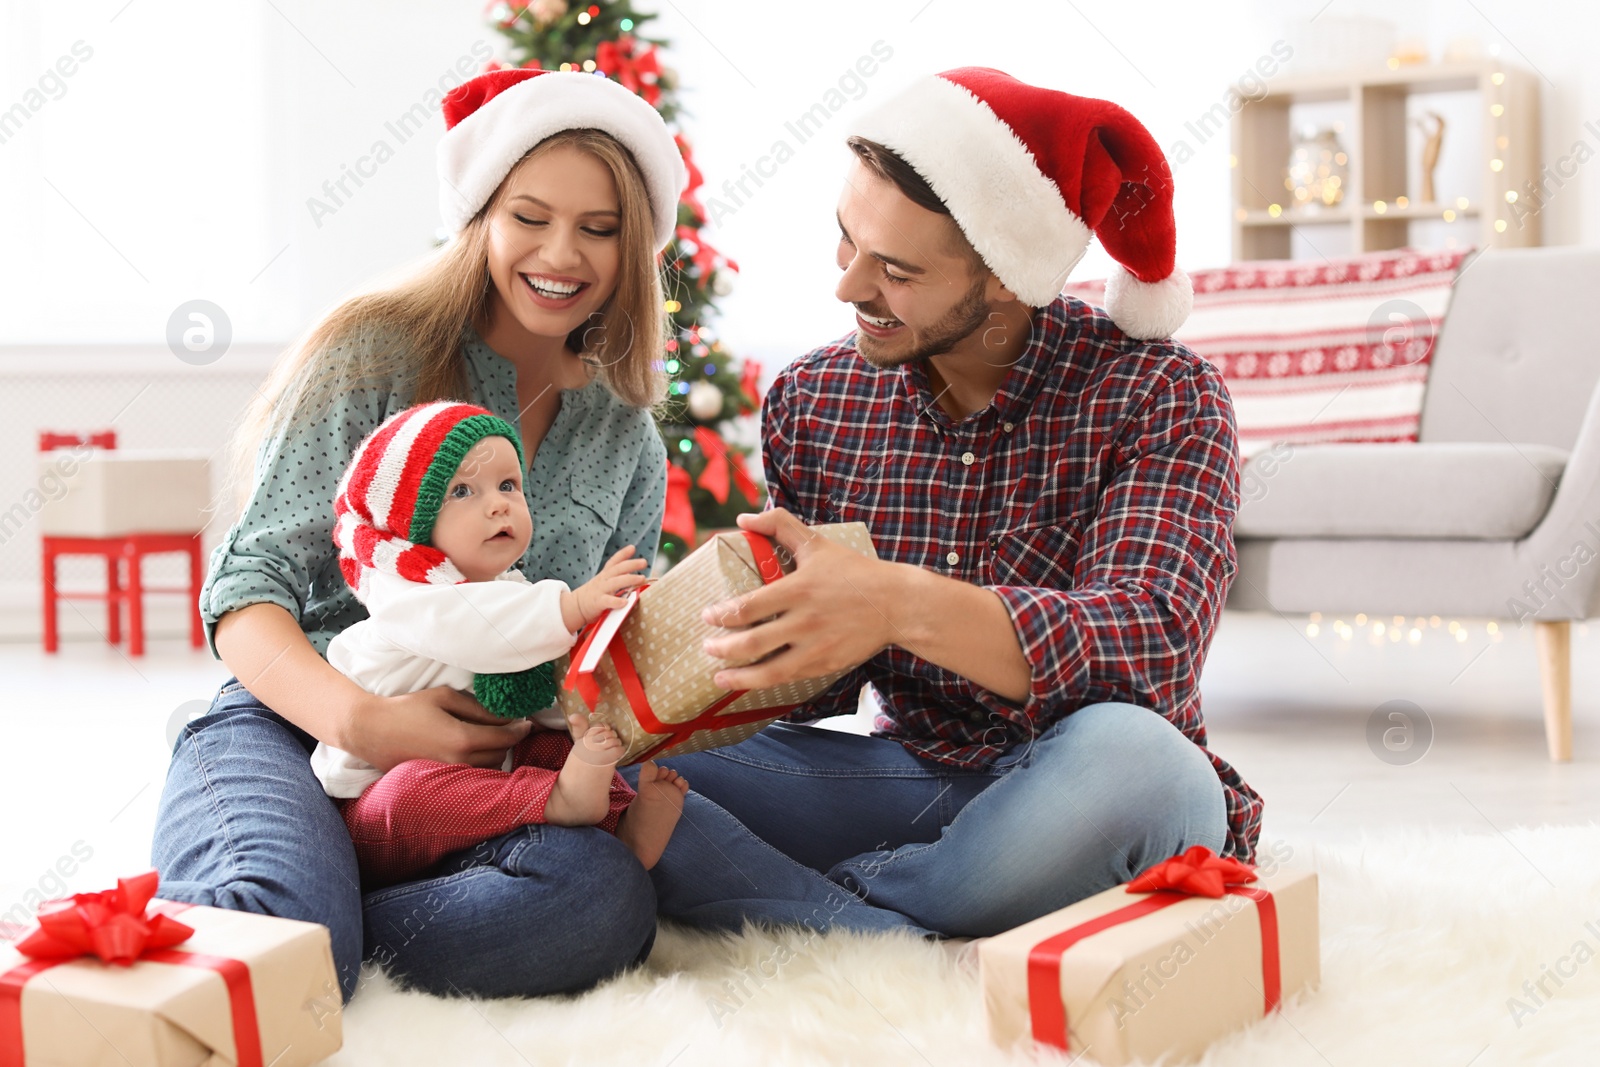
[{"left": 150, "top": 681, "right": 926, "bottom": 1003}]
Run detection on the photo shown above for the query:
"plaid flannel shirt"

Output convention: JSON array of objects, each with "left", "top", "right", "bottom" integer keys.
[{"left": 761, "top": 294, "right": 1263, "bottom": 862}]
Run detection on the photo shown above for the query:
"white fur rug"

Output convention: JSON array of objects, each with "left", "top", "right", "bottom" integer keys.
[{"left": 330, "top": 826, "right": 1600, "bottom": 1067}]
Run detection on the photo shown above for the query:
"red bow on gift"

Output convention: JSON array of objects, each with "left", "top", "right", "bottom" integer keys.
[
  {"left": 1125, "top": 845, "right": 1258, "bottom": 899},
  {"left": 14, "top": 870, "right": 194, "bottom": 966}
]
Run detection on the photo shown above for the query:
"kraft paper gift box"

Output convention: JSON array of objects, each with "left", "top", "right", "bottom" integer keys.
[
  {"left": 36, "top": 451, "right": 210, "bottom": 537},
  {"left": 556, "top": 522, "right": 877, "bottom": 764},
  {"left": 979, "top": 847, "right": 1319, "bottom": 1066},
  {"left": 0, "top": 872, "right": 342, "bottom": 1067}
]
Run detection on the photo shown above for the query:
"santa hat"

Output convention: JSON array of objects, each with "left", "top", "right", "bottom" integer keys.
[
  {"left": 332, "top": 402, "right": 524, "bottom": 603},
  {"left": 848, "top": 67, "right": 1192, "bottom": 340},
  {"left": 436, "top": 68, "right": 687, "bottom": 247}
]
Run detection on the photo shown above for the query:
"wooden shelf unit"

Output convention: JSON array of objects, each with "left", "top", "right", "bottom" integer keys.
[{"left": 1229, "top": 62, "right": 1541, "bottom": 260}]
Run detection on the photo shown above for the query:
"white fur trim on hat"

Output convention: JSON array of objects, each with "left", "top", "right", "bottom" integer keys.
[
  {"left": 850, "top": 76, "right": 1092, "bottom": 306},
  {"left": 1104, "top": 264, "right": 1194, "bottom": 340},
  {"left": 437, "top": 72, "right": 686, "bottom": 248}
]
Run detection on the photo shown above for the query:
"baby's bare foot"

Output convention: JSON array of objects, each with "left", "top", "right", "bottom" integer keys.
[
  {"left": 546, "top": 713, "right": 623, "bottom": 826},
  {"left": 617, "top": 761, "right": 688, "bottom": 870}
]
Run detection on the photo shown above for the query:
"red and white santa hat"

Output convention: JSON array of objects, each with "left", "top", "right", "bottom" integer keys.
[
  {"left": 332, "top": 401, "right": 524, "bottom": 602},
  {"left": 848, "top": 67, "right": 1192, "bottom": 340},
  {"left": 437, "top": 68, "right": 686, "bottom": 248}
]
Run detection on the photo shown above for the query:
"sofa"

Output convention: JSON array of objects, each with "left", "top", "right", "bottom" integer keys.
[{"left": 1225, "top": 247, "right": 1600, "bottom": 761}]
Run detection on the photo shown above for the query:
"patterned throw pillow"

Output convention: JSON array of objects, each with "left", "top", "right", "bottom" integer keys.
[{"left": 1065, "top": 247, "right": 1474, "bottom": 459}]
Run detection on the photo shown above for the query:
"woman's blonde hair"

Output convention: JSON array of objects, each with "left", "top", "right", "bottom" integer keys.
[{"left": 226, "top": 127, "right": 667, "bottom": 508}]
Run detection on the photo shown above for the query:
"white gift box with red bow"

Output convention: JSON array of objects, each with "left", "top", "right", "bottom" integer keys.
[{"left": 978, "top": 846, "right": 1320, "bottom": 1064}]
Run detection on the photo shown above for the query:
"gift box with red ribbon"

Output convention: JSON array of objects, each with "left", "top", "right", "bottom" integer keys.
[
  {"left": 0, "top": 871, "right": 342, "bottom": 1067},
  {"left": 978, "top": 846, "right": 1319, "bottom": 1065},
  {"left": 557, "top": 522, "right": 877, "bottom": 765}
]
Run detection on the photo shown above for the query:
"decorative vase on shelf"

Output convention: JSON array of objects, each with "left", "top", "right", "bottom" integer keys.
[{"left": 1284, "top": 127, "right": 1349, "bottom": 210}]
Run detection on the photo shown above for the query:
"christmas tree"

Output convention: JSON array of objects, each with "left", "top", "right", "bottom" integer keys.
[{"left": 483, "top": 0, "right": 766, "bottom": 565}]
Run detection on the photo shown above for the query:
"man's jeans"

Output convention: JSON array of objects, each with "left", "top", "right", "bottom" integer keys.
[
  {"left": 151, "top": 680, "right": 925, "bottom": 1003},
  {"left": 652, "top": 701, "right": 1230, "bottom": 937}
]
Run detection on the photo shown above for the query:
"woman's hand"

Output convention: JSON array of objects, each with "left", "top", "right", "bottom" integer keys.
[
  {"left": 343, "top": 685, "right": 533, "bottom": 772},
  {"left": 216, "top": 603, "right": 535, "bottom": 770}
]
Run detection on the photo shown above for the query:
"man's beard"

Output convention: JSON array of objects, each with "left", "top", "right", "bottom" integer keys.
[{"left": 855, "top": 273, "right": 991, "bottom": 369}]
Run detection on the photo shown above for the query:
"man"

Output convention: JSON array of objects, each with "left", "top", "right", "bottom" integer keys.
[{"left": 659, "top": 67, "right": 1261, "bottom": 938}]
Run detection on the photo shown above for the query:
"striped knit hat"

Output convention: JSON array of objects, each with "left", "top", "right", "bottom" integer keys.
[{"left": 333, "top": 401, "right": 524, "bottom": 603}]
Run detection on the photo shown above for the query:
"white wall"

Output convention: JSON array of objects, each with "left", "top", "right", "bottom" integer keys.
[
  {"left": 2, "top": 0, "right": 1598, "bottom": 640},
  {"left": 4, "top": 0, "right": 1597, "bottom": 357}
]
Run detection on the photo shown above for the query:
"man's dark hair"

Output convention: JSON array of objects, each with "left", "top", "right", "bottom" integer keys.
[
  {"left": 845, "top": 135, "right": 985, "bottom": 271},
  {"left": 845, "top": 136, "right": 951, "bottom": 216}
]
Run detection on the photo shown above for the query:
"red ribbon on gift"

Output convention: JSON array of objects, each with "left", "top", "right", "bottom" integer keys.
[
  {"left": 563, "top": 530, "right": 799, "bottom": 762},
  {"left": 0, "top": 871, "right": 263, "bottom": 1067},
  {"left": 1025, "top": 846, "right": 1282, "bottom": 1051}
]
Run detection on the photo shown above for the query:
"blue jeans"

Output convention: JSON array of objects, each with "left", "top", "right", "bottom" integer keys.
[
  {"left": 654, "top": 701, "right": 1231, "bottom": 937},
  {"left": 151, "top": 681, "right": 656, "bottom": 1002},
  {"left": 151, "top": 680, "right": 924, "bottom": 1003}
]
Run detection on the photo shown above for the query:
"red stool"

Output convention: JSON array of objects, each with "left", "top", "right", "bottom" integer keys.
[{"left": 39, "top": 431, "right": 206, "bottom": 656}]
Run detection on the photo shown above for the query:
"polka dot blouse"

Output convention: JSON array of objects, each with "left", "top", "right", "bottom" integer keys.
[{"left": 200, "top": 326, "right": 668, "bottom": 656}]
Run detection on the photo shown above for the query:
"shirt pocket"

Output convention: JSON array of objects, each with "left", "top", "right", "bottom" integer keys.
[
  {"left": 984, "top": 518, "right": 1085, "bottom": 589},
  {"left": 569, "top": 470, "right": 624, "bottom": 530}
]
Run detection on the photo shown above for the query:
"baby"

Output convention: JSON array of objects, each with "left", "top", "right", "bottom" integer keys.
[{"left": 312, "top": 400, "right": 688, "bottom": 886}]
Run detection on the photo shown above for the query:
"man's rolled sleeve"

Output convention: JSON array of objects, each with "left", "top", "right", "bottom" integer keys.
[{"left": 970, "top": 364, "right": 1241, "bottom": 725}]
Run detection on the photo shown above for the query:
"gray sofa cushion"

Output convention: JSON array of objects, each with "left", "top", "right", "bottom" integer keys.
[{"left": 1234, "top": 442, "right": 1568, "bottom": 540}]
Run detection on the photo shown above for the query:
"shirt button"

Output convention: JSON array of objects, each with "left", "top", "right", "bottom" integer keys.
[
  {"left": 961, "top": 451, "right": 975, "bottom": 466},
  {"left": 946, "top": 551, "right": 960, "bottom": 566},
  {"left": 1003, "top": 422, "right": 1015, "bottom": 432}
]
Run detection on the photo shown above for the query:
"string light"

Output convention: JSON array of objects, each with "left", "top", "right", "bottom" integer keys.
[
  {"left": 576, "top": 11, "right": 591, "bottom": 23},
  {"left": 665, "top": 359, "right": 679, "bottom": 373},
  {"left": 620, "top": 17, "right": 634, "bottom": 29}
]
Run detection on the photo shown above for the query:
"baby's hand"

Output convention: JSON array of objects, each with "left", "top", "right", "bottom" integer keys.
[{"left": 566, "top": 545, "right": 650, "bottom": 629}]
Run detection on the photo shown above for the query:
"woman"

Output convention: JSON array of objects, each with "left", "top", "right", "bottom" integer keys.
[
  {"left": 151, "top": 70, "right": 683, "bottom": 1001},
  {"left": 153, "top": 68, "right": 926, "bottom": 1004}
]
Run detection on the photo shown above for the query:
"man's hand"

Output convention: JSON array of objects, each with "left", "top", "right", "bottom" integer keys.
[{"left": 699, "top": 508, "right": 905, "bottom": 690}]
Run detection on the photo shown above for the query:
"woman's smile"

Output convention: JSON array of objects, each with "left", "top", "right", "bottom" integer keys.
[{"left": 521, "top": 271, "right": 590, "bottom": 308}]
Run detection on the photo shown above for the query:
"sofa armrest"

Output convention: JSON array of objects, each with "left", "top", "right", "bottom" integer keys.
[{"left": 1519, "top": 376, "right": 1600, "bottom": 619}]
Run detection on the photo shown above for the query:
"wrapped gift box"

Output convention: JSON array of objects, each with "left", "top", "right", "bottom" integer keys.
[
  {"left": 37, "top": 451, "right": 210, "bottom": 537},
  {"left": 557, "top": 522, "right": 877, "bottom": 764},
  {"left": 979, "top": 849, "right": 1319, "bottom": 1065},
  {"left": 1, "top": 880, "right": 342, "bottom": 1067}
]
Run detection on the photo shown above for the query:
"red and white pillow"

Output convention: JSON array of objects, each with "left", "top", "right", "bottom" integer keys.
[{"left": 1066, "top": 247, "right": 1473, "bottom": 459}]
